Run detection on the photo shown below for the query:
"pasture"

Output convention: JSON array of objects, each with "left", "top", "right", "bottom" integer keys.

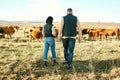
[{"left": 0, "top": 22, "right": 120, "bottom": 80}]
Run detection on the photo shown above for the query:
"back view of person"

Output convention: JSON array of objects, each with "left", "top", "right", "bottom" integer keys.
[
  {"left": 58, "top": 8, "right": 82, "bottom": 69},
  {"left": 42, "top": 16, "right": 57, "bottom": 66}
]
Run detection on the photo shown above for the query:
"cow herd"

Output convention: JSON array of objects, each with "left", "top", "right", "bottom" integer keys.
[
  {"left": 0, "top": 26, "right": 120, "bottom": 41},
  {"left": 23, "top": 26, "right": 59, "bottom": 41},
  {"left": 82, "top": 28, "right": 120, "bottom": 40}
]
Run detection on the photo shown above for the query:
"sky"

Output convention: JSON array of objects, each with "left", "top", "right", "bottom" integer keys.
[{"left": 0, "top": 0, "right": 120, "bottom": 22}]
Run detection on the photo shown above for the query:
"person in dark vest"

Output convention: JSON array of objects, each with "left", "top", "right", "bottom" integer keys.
[
  {"left": 42, "top": 16, "right": 57, "bottom": 66},
  {"left": 58, "top": 8, "right": 82, "bottom": 69}
]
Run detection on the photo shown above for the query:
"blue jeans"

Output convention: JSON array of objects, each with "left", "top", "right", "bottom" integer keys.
[
  {"left": 62, "top": 38, "right": 76, "bottom": 66},
  {"left": 44, "top": 37, "right": 56, "bottom": 61}
]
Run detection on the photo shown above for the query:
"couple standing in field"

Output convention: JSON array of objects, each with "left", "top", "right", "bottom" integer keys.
[{"left": 42, "top": 8, "right": 82, "bottom": 69}]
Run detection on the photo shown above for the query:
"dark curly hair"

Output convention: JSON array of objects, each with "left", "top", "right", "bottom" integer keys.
[{"left": 46, "top": 16, "right": 53, "bottom": 24}]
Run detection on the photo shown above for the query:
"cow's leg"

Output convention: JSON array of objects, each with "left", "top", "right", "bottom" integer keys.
[
  {"left": 39, "top": 37, "right": 43, "bottom": 42},
  {"left": 9, "top": 33, "right": 13, "bottom": 39},
  {"left": 29, "top": 35, "right": 33, "bottom": 41}
]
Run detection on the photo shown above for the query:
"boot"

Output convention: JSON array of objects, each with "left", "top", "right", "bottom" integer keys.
[
  {"left": 44, "top": 61, "right": 47, "bottom": 66},
  {"left": 53, "top": 60, "right": 58, "bottom": 65},
  {"left": 53, "top": 60, "right": 56, "bottom": 63}
]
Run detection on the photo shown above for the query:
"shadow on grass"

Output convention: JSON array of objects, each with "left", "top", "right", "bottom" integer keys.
[
  {"left": 1, "top": 57, "right": 120, "bottom": 79},
  {"left": 29, "top": 58, "right": 120, "bottom": 78},
  {"left": 74, "top": 59, "right": 120, "bottom": 73}
]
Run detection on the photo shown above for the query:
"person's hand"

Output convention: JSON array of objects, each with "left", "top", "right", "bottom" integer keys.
[
  {"left": 58, "top": 35, "right": 62, "bottom": 41},
  {"left": 78, "top": 38, "right": 81, "bottom": 43}
]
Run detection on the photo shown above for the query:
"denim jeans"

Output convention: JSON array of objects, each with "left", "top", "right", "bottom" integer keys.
[
  {"left": 62, "top": 38, "right": 76, "bottom": 66},
  {"left": 44, "top": 37, "right": 56, "bottom": 61}
]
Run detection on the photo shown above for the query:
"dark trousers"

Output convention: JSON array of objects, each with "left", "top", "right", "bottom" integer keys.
[{"left": 62, "top": 38, "right": 76, "bottom": 65}]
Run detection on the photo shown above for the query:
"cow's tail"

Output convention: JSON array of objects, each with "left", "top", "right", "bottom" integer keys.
[{"left": 118, "top": 28, "right": 120, "bottom": 39}]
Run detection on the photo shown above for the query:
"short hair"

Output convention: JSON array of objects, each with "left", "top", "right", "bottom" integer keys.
[
  {"left": 46, "top": 16, "right": 53, "bottom": 24},
  {"left": 67, "top": 8, "right": 72, "bottom": 12}
]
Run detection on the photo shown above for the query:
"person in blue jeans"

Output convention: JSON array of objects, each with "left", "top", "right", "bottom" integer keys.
[
  {"left": 58, "top": 8, "right": 82, "bottom": 69},
  {"left": 42, "top": 16, "right": 57, "bottom": 66}
]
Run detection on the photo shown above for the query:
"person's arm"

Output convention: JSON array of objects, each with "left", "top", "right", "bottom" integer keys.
[
  {"left": 58, "top": 18, "right": 64, "bottom": 41},
  {"left": 42, "top": 27, "right": 45, "bottom": 37},
  {"left": 77, "top": 19, "right": 82, "bottom": 43},
  {"left": 52, "top": 26, "right": 56, "bottom": 36}
]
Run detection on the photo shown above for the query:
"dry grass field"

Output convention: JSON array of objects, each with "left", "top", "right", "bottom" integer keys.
[{"left": 0, "top": 22, "right": 120, "bottom": 80}]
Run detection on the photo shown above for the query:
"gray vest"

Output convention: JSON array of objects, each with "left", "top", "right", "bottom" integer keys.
[{"left": 44, "top": 24, "right": 53, "bottom": 37}]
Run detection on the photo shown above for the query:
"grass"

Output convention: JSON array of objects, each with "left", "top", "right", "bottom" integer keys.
[
  {"left": 1, "top": 37, "right": 120, "bottom": 80},
  {"left": 0, "top": 22, "right": 120, "bottom": 79}
]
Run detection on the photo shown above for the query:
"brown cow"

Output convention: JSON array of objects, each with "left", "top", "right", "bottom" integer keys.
[
  {"left": 101, "top": 28, "right": 120, "bottom": 39},
  {"left": 0, "top": 28, "right": 5, "bottom": 38},
  {"left": 87, "top": 28, "right": 104, "bottom": 40},
  {"left": 0, "top": 27, "right": 4, "bottom": 33},
  {"left": 0, "top": 26, "right": 19, "bottom": 39},
  {"left": 23, "top": 26, "right": 35, "bottom": 36},
  {"left": 82, "top": 28, "right": 89, "bottom": 35},
  {"left": 87, "top": 29, "right": 100, "bottom": 40},
  {"left": 29, "top": 28, "right": 43, "bottom": 41}
]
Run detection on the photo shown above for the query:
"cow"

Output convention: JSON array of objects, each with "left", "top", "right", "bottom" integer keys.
[
  {"left": 82, "top": 28, "right": 89, "bottom": 35},
  {"left": 76, "top": 28, "right": 89, "bottom": 40},
  {"left": 0, "top": 28, "right": 4, "bottom": 33},
  {"left": 87, "top": 29, "right": 100, "bottom": 40},
  {"left": 29, "top": 28, "right": 43, "bottom": 41},
  {"left": 0, "top": 28, "right": 5, "bottom": 38},
  {"left": 0, "top": 26, "right": 19, "bottom": 39},
  {"left": 23, "top": 26, "right": 43, "bottom": 37},
  {"left": 23, "top": 26, "right": 35, "bottom": 36},
  {"left": 101, "top": 28, "right": 120, "bottom": 40},
  {"left": 87, "top": 28, "right": 104, "bottom": 40}
]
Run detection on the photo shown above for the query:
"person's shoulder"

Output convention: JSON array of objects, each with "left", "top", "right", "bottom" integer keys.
[
  {"left": 73, "top": 15, "right": 77, "bottom": 18},
  {"left": 52, "top": 25, "right": 55, "bottom": 28},
  {"left": 44, "top": 23, "right": 47, "bottom": 25},
  {"left": 72, "top": 15, "right": 77, "bottom": 20},
  {"left": 63, "top": 15, "right": 67, "bottom": 18},
  {"left": 44, "top": 23, "right": 48, "bottom": 27},
  {"left": 63, "top": 16, "right": 66, "bottom": 18},
  {"left": 51, "top": 24, "right": 54, "bottom": 27}
]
